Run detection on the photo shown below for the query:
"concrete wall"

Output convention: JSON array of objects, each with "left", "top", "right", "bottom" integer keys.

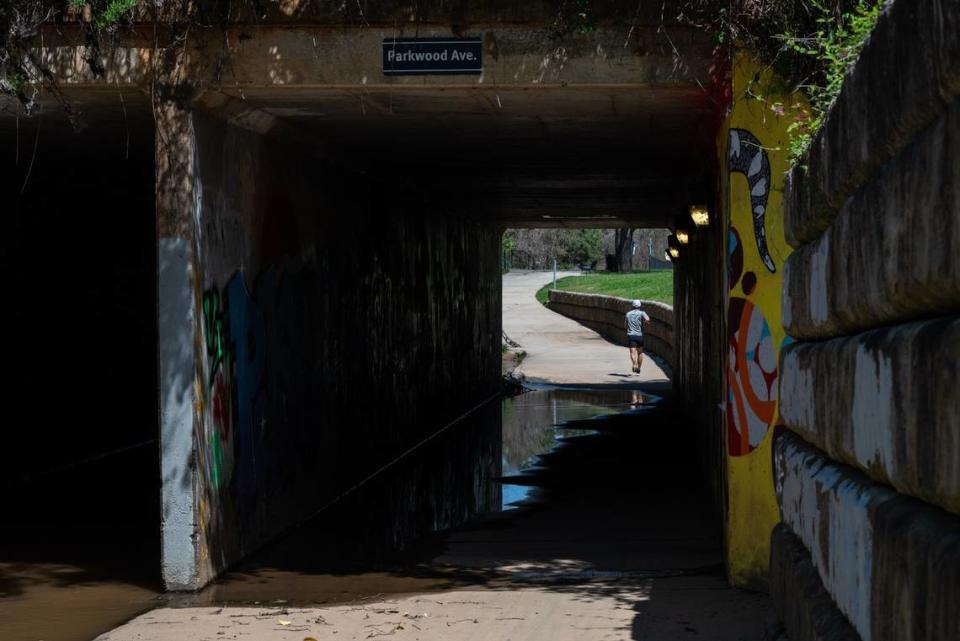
[
  {"left": 714, "top": 54, "right": 806, "bottom": 590},
  {"left": 671, "top": 188, "right": 725, "bottom": 530},
  {"left": 545, "top": 290, "right": 674, "bottom": 374},
  {"left": 157, "top": 105, "right": 503, "bottom": 590},
  {"left": 773, "top": 1, "right": 960, "bottom": 639}
]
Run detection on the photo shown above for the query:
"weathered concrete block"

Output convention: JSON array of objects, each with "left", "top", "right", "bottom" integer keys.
[
  {"left": 783, "top": 98, "right": 960, "bottom": 339},
  {"left": 779, "top": 317, "right": 960, "bottom": 515},
  {"left": 775, "top": 431, "right": 960, "bottom": 641},
  {"left": 770, "top": 523, "right": 862, "bottom": 641},
  {"left": 785, "top": 0, "right": 960, "bottom": 247}
]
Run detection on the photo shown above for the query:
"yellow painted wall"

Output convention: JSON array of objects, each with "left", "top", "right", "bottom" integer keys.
[{"left": 721, "top": 54, "right": 803, "bottom": 589}]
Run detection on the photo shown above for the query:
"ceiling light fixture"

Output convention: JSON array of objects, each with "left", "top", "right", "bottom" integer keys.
[{"left": 689, "top": 205, "right": 710, "bottom": 227}]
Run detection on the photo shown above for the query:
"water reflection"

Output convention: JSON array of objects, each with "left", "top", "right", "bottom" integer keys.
[
  {"left": 500, "top": 389, "right": 653, "bottom": 509},
  {"left": 1, "top": 388, "right": 661, "bottom": 639}
]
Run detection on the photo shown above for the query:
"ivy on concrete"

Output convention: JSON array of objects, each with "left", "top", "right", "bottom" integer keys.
[
  {"left": 670, "top": 1, "right": 882, "bottom": 165},
  {"left": 781, "top": 0, "right": 882, "bottom": 162},
  {"left": 1, "top": 0, "right": 882, "bottom": 159},
  {"left": 1, "top": 0, "right": 144, "bottom": 116}
]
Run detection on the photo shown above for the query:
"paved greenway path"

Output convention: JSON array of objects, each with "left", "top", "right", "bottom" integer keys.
[{"left": 502, "top": 270, "right": 669, "bottom": 386}]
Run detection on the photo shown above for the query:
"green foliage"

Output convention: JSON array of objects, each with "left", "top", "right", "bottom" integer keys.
[
  {"left": 558, "top": 229, "right": 603, "bottom": 267},
  {"left": 92, "top": 0, "right": 139, "bottom": 30},
  {"left": 1, "top": 0, "right": 143, "bottom": 110},
  {"left": 783, "top": 0, "right": 882, "bottom": 163},
  {"left": 504, "top": 228, "right": 604, "bottom": 271},
  {"left": 501, "top": 230, "right": 517, "bottom": 255},
  {"left": 536, "top": 270, "right": 674, "bottom": 305}
]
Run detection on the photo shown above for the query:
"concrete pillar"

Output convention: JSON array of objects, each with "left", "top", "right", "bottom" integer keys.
[{"left": 155, "top": 99, "right": 204, "bottom": 590}]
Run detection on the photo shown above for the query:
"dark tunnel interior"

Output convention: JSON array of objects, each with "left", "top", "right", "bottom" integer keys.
[
  {"left": 0, "top": 82, "right": 721, "bottom": 640},
  {"left": 0, "top": 92, "right": 161, "bottom": 588}
]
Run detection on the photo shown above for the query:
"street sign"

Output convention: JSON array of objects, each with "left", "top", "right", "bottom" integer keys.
[{"left": 382, "top": 37, "right": 482, "bottom": 76}]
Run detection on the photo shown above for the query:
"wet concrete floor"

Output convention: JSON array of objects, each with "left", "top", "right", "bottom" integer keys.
[
  {"left": 1, "top": 388, "right": 769, "bottom": 640},
  {"left": 0, "top": 446, "right": 164, "bottom": 641}
]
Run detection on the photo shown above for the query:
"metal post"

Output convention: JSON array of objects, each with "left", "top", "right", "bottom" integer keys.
[{"left": 553, "top": 258, "right": 557, "bottom": 289}]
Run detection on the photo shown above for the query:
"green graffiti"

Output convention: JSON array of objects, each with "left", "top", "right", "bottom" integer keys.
[{"left": 202, "top": 288, "right": 225, "bottom": 389}]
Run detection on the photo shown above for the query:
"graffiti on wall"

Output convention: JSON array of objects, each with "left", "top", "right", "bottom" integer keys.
[
  {"left": 728, "top": 128, "right": 775, "bottom": 273},
  {"left": 726, "top": 299, "right": 778, "bottom": 454},
  {"left": 724, "top": 125, "right": 793, "bottom": 457},
  {"left": 726, "top": 224, "right": 780, "bottom": 456},
  {"left": 721, "top": 54, "right": 802, "bottom": 588},
  {"left": 197, "top": 266, "right": 305, "bottom": 525},
  {"left": 201, "top": 288, "right": 235, "bottom": 492}
]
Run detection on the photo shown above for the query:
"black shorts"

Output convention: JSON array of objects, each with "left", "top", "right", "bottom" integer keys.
[{"left": 629, "top": 336, "right": 644, "bottom": 348}]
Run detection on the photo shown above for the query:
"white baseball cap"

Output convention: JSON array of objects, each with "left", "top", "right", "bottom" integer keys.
[{"left": 632, "top": 300, "right": 642, "bottom": 308}]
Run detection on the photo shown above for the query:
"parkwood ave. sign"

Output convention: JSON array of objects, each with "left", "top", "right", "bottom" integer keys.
[{"left": 382, "top": 38, "right": 483, "bottom": 75}]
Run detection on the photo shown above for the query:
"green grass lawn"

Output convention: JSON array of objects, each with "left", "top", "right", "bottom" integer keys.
[{"left": 534, "top": 270, "right": 674, "bottom": 305}]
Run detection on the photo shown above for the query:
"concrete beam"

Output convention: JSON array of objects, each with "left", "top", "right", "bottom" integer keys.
[
  {"left": 30, "top": 23, "right": 712, "bottom": 91},
  {"left": 783, "top": 98, "right": 960, "bottom": 340},
  {"left": 770, "top": 523, "right": 861, "bottom": 641},
  {"left": 779, "top": 317, "right": 960, "bottom": 514},
  {"left": 784, "top": 0, "right": 960, "bottom": 247},
  {"left": 775, "top": 430, "right": 960, "bottom": 641}
]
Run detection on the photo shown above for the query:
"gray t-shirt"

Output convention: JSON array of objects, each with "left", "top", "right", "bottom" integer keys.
[{"left": 625, "top": 309, "right": 650, "bottom": 337}]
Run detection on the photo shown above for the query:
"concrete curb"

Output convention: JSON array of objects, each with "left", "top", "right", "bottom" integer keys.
[{"left": 546, "top": 290, "right": 674, "bottom": 374}]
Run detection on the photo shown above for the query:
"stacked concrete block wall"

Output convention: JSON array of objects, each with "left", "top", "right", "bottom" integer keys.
[
  {"left": 546, "top": 290, "right": 674, "bottom": 374},
  {"left": 773, "top": 1, "right": 960, "bottom": 639},
  {"left": 157, "top": 106, "right": 503, "bottom": 590}
]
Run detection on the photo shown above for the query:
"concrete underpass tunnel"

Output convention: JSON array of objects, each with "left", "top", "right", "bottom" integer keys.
[
  {"left": 2, "top": 64, "right": 724, "bottom": 596},
  {"left": 7, "top": 3, "right": 960, "bottom": 639},
  {"left": 158, "top": 81, "right": 722, "bottom": 590}
]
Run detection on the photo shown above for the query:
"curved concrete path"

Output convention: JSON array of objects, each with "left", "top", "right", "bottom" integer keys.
[{"left": 502, "top": 270, "right": 669, "bottom": 387}]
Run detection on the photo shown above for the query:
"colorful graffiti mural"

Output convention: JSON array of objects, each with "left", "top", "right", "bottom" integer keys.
[
  {"left": 722, "top": 54, "right": 802, "bottom": 589},
  {"left": 201, "top": 288, "right": 235, "bottom": 492},
  {"left": 726, "top": 296, "right": 778, "bottom": 455},
  {"left": 727, "top": 128, "right": 775, "bottom": 274},
  {"left": 196, "top": 265, "right": 309, "bottom": 543}
]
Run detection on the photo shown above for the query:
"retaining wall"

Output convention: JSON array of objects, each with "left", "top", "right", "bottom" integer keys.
[
  {"left": 546, "top": 289, "right": 674, "bottom": 375},
  {"left": 773, "top": 1, "right": 960, "bottom": 639}
]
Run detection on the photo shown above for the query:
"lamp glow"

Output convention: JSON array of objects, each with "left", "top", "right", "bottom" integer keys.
[
  {"left": 668, "top": 247, "right": 680, "bottom": 259},
  {"left": 689, "top": 205, "right": 710, "bottom": 227},
  {"left": 675, "top": 230, "right": 690, "bottom": 244}
]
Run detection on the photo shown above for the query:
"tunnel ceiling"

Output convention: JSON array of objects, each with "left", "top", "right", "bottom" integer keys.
[
  {"left": 4, "top": 15, "right": 722, "bottom": 229},
  {"left": 2, "top": 81, "right": 720, "bottom": 230},
  {"left": 206, "top": 85, "right": 719, "bottom": 228}
]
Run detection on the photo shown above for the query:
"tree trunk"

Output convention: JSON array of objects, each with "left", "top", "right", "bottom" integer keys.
[{"left": 613, "top": 228, "right": 634, "bottom": 272}]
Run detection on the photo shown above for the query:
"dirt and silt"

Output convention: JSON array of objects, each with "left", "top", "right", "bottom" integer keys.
[{"left": 0, "top": 389, "right": 769, "bottom": 641}]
